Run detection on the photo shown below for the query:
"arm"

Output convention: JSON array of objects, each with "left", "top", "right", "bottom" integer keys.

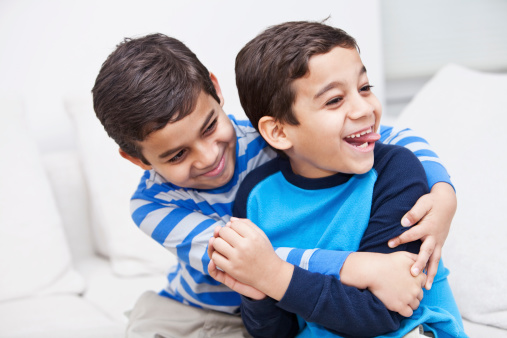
[
  {"left": 380, "top": 125, "right": 457, "bottom": 288},
  {"left": 131, "top": 193, "right": 218, "bottom": 275},
  {"left": 211, "top": 223, "right": 423, "bottom": 337}
]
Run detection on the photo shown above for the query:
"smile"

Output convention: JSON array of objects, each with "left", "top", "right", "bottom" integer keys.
[
  {"left": 202, "top": 153, "right": 226, "bottom": 177},
  {"left": 344, "top": 126, "right": 380, "bottom": 149}
]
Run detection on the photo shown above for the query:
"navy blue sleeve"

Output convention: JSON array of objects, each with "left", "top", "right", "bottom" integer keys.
[
  {"left": 240, "top": 296, "right": 299, "bottom": 338},
  {"left": 273, "top": 144, "right": 429, "bottom": 336}
]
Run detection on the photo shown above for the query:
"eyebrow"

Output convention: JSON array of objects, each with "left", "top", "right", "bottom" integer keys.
[
  {"left": 158, "top": 109, "right": 216, "bottom": 159},
  {"left": 313, "top": 65, "right": 367, "bottom": 100}
]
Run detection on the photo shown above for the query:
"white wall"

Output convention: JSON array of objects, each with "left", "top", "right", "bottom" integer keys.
[
  {"left": 382, "top": 0, "right": 507, "bottom": 80},
  {"left": 0, "top": 0, "right": 384, "bottom": 153}
]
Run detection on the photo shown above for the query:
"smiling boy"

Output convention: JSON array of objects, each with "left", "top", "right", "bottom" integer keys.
[
  {"left": 208, "top": 21, "right": 467, "bottom": 337},
  {"left": 92, "top": 33, "right": 458, "bottom": 337}
]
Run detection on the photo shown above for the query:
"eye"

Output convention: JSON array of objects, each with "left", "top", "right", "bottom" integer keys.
[
  {"left": 168, "top": 149, "right": 186, "bottom": 163},
  {"left": 360, "top": 84, "right": 374, "bottom": 92},
  {"left": 204, "top": 118, "right": 217, "bottom": 135},
  {"left": 325, "top": 97, "right": 343, "bottom": 106}
]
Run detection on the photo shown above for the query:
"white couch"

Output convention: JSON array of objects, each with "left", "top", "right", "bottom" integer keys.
[{"left": 1, "top": 64, "right": 506, "bottom": 337}]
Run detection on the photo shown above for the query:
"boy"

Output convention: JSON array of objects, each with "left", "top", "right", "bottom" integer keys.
[
  {"left": 208, "top": 21, "right": 466, "bottom": 337},
  {"left": 92, "top": 33, "right": 457, "bottom": 337}
]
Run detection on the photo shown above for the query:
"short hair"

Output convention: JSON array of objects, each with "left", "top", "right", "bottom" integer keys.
[
  {"left": 235, "top": 21, "right": 359, "bottom": 133},
  {"left": 92, "top": 33, "right": 220, "bottom": 163}
]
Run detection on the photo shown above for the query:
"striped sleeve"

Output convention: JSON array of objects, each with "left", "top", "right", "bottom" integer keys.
[
  {"left": 130, "top": 195, "right": 221, "bottom": 275},
  {"left": 379, "top": 125, "right": 453, "bottom": 189}
]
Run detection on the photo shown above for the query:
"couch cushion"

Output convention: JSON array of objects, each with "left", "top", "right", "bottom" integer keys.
[
  {"left": 395, "top": 64, "right": 507, "bottom": 330},
  {"left": 66, "top": 95, "right": 176, "bottom": 277},
  {"left": 0, "top": 99, "right": 85, "bottom": 302},
  {"left": 0, "top": 295, "right": 124, "bottom": 338}
]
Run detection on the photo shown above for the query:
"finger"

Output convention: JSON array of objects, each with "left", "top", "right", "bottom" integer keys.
[
  {"left": 401, "top": 194, "right": 432, "bottom": 227},
  {"left": 210, "top": 250, "right": 230, "bottom": 273},
  {"left": 218, "top": 226, "right": 245, "bottom": 247},
  {"left": 212, "top": 237, "right": 235, "bottom": 258},
  {"left": 388, "top": 226, "right": 425, "bottom": 248},
  {"left": 208, "top": 259, "right": 226, "bottom": 283},
  {"left": 241, "top": 218, "right": 270, "bottom": 239},
  {"left": 213, "top": 225, "right": 222, "bottom": 238},
  {"left": 228, "top": 219, "right": 257, "bottom": 238},
  {"left": 417, "top": 289, "right": 424, "bottom": 302},
  {"left": 402, "top": 252, "right": 419, "bottom": 262},
  {"left": 399, "top": 306, "right": 413, "bottom": 318},
  {"left": 207, "top": 237, "right": 215, "bottom": 259},
  {"left": 230, "top": 218, "right": 271, "bottom": 243},
  {"left": 425, "top": 246, "right": 442, "bottom": 290},
  {"left": 411, "top": 237, "right": 436, "bottom": 276},
  {"left": 420, "top": 273, "right": 428, "bottom": 289},
  {"left": 409, "top": 297, "right": 420, "bottom": 311},
  {"left": 208, "top": 259, "right": 218, "bottom": 277}
]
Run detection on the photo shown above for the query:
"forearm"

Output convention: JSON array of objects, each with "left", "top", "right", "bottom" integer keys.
[
  {"left": 132, "top": 199, "right": 223, "bottom": 274},
  {"left": 277, "top": 266, "right": 401, "bottom": 337},
  {"left": 430, "top": 182, "right": 457, "bottom": 212},
  {"left": 240, "top": 296, "right": 299, "bottom": 338}
]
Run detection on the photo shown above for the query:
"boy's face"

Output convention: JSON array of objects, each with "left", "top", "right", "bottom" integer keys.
[
  {"left": 123, "top": 79, "right": 237, "bottom": 190},
  {"left": 283, "top": 47, "right": 382, "bottom": 178}
]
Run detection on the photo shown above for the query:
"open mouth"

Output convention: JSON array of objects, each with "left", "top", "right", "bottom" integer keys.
[{"left": 344, "top": 126, "right": 380, "bottom": 149}]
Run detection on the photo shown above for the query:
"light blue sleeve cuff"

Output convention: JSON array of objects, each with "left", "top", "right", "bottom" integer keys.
[
  {"left": 275, "top": 248, "right": 352, "bottom": 279},
  {"left": 421, "top": 160, "right": 455, "bottom": 192},
  {"left": 307, "top": 249, "right": 353, "bottom": 279}
]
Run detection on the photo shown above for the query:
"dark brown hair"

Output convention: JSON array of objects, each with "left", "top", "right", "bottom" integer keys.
[
  {"left": 235, "top": 21, "right": 358, "bottom": 133},
  {"left": 92, "top": 33, "right": 220, "bottom": 163}
]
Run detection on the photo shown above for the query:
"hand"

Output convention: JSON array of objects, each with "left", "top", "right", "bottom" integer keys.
[
  {"left": 388, "top": 182, "right": 456, "bottom": 289},
  {"left": 359, "top": 252, "right": 426, "bottom": 317},
  {"left": 206, "top": 224, "right": 222, "bottom": 262},
  {"left": 210, "top": 218, "right": 293, "bottom": 300},
  {"left": 207, "top": 237, "right": 266, "bottom": 300}
]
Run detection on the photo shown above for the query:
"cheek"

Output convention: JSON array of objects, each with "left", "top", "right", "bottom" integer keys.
[
  {"left": 157, "top": 164, "right": 191, "bottom": 184},
  {"left": 222, "top": 124, "right": 236, "bottom": 144}
]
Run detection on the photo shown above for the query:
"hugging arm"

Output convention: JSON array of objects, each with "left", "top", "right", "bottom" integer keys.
[
  {"left": 380, "top": 126, "right": 456, "bottom": 288},
  {"left": 237, "top": 146, "right": 429, "bottom": 337}
]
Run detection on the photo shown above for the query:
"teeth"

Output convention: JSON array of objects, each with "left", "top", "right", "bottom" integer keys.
[
  {"left": 357, "top": 142, "right": 368, "bottom": 148},
  {"left": 346, "top": 127, "right": 373, "bottom": 139}
]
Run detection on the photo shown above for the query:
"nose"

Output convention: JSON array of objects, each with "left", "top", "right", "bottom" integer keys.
[
  {"left": 347, "top": 93, "right": 375, "bottom": 120},
  {"left": 193, "top": 140, "right": 219, "bottom": 170}
]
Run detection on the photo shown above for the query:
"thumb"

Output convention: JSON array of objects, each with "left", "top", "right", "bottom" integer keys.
[{"left": 401, "top": 194, "right": 432, "bottom": 227}]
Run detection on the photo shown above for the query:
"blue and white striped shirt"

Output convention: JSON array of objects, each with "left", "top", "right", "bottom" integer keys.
[{"left": 129, "top": 117, "right": 452, "bottom": 314}]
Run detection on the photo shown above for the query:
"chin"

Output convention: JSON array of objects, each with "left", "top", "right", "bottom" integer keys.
[{"left": 353, "top": 162, "right": 374, "bottom": 175}]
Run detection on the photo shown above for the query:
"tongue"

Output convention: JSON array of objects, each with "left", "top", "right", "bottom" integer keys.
[{"left": 345, "top": 132, "right": 381, "bottom": 146}]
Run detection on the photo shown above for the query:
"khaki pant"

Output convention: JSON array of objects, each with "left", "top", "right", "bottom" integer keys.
[
  {"left": 403, "top": 325, "right": 435, "bottom": 338},
  {"left": 126, "top": 291, "right": 251, "bottom": 338}
]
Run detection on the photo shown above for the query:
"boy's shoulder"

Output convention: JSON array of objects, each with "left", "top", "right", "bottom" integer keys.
[
  {"left": 233, "top": 156, "right": 281, "bottom": 217},
  {"left": 373, "top": 142, "right": 422, "bottom": 173},
  {"left": 372, "top": 142, "right": 428, "bottom": 192},
  {"left": 228, "top": 115, "right": 255, "bottom": 136}
]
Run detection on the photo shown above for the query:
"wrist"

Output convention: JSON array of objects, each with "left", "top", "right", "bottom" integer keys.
[
  {"left": 340, "top": 252, "right": 376, "bottom": 289},
  {"left": 258, "top": 259, "right": 294, "bottom": 301},
  {"left": 431, "top": 182, "right": 457, "bottom": 211}
]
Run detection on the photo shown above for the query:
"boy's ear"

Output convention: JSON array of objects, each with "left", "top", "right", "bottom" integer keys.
[
  {"left": 209, "top": 72, "right": 225, "bottom": 107},
  {"left": 119, "top": 148, "right": 152, "bottom": 170},
  {"left": 258, "top": 116, "right": 292, "bottom": 151}
]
